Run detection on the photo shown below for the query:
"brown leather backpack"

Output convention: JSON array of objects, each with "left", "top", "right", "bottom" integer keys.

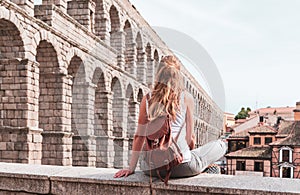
[{"left": 144, "top": 93, "right": 184, "bottom": 185}]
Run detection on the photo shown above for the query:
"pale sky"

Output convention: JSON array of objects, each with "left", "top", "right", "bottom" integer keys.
[{"left": 130, "top": 0, "right": 300, "bottom": 114}]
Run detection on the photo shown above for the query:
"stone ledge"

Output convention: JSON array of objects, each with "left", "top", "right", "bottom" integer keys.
[{"left": 0, "top": 163, "right": 299, "bottom": 194}]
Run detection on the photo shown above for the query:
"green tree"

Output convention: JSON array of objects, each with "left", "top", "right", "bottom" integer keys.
[{"left": 235, "top": 107, "right": 252, "bottom": 120}]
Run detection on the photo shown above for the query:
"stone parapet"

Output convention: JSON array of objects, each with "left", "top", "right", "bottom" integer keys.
[{"left": 0, "top": 163, "right": 299, "bottom": 194}]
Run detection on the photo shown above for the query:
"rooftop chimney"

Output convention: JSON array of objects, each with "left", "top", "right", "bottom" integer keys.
[{"left": 294, "top": 102, "right": 300, "bottom": 121}]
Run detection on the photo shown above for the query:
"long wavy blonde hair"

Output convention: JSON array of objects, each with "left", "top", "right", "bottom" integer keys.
[{"left": 148, "top": 55, "right": 184, "bottom": 121}]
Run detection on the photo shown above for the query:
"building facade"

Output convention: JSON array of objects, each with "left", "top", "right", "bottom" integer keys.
[
  {"left": 226, "top": 125, "right": 275, "bottom": 177},
  {"left": 270, "top": 121, "right": 300, "bottom": 178},
  {"left": 226, "top": 102, "right": 300, "bottom": 179},
  {"left": 0, "top": 0, "right": 223, "bottom": 168}
]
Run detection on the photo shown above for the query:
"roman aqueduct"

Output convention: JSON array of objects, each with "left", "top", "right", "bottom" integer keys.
[{"left": 0, "top": 0, "right": 223, "bottom": 168}]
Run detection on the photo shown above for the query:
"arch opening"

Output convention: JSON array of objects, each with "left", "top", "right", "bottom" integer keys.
[{"left": 0, "top": 19, "right": 25, "bottom": 59}]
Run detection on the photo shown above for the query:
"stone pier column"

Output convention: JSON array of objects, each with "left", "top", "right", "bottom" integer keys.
[
  {"left": 112, "top": 97, "right": 128, "bottom": 168},
  {"left": 127, "top": 100, "right": 139, "bottom": 167},
  {"left": 95, "top": 1, "right": 110, "bottom": 44},
  {"left": 127, "top": 100, "right": 139, "bottom": 137},
  {"left": 95, "top": 91, "right": 114, "bottom": 168},
  {"left": 125, "top": 43, "right": 137, "bottom": 76},
  {"left": 67, "top": 0, "right": 96, "bottom": 33},
  {"left": 147, "top": 59, "right": 154, "bottom": 87},
  {"left": 42, "top": 0, "right": 67, "bottom": 13},
  {"left": 0, "top": 59, "right": 42, "bottom": 164},
  {"left": 112, "top": 97, "right": 127, "bottom": 137},
  {"left": 71, "top": 82, "right": 97, "bottom": 167},
  {"left": 96, "top": 136, "right": 114, "bottom": 168},
  {"left": 41, "top": 74, "right": 72, "bottom": 166},
  {"left": 113, "top": 137, "right": 128, "bottom": 169},
  {"left": 137, "top": 50, "right": 147, "bottom": 84},
  {"left": 111, "top": 31, "right": 125, "bottom": 70}
]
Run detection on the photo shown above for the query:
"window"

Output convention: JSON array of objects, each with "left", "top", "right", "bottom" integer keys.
[
  {"left": 282, "top": 150, "right": 290, "bottom": 162},
  {"left": 237, "top": 141, "right": 247, "bottom": 150},
  {"left": 259, "top": 116, "right": 264, "bottom": 122},
  {"left": 279, "top": 147, "right": 293, "bottom": 163},
  {"left": 253, "top": 137, "right": 261, "bottom": 145},
  {"left": 265, "top": 137, "right": 273, "bottom": 145},
  {"left": 228, "top": 141, "right": 237, "bottom": 153},
  {"left": 236, "top": 161, "right": 246, "bottom": 171},
  {"left": 254, "top": 162, "right": 263, "bottom": 172},
  {"left": 282, "top": 167, "right": 292, "bottom": 178},
  {"left": 229, "top": 141, "right": 247, "bottom": 153}
]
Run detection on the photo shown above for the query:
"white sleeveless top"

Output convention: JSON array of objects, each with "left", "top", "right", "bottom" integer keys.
[
  {"left": 171, "top": 92, "right": 192, "bottom": 163},
  {"left": 146, "top": 92, "right": 192, "bottom": 163}
]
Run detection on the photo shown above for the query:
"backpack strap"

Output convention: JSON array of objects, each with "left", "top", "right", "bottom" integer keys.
[{"left": 156, "top": 169, "right": 172, "bottom": 186}]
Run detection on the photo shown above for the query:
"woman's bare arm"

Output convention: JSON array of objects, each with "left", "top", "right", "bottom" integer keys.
[
  {"left": 185, "top": 92, "right": 195, "bottom": 149},
  {"left": 114, "top": 96, "right": 148, "bottom": 178}
]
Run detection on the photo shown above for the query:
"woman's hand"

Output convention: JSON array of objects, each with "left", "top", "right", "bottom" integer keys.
[
  {"left": 114, "top": 169, "right": 134, "bottom": 178},
  {"left": 189, "top": 133, "right": 196, "bottom": 150}
]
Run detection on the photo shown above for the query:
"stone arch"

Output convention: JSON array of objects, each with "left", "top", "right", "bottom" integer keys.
[
  {"left": 123, "top": 20, "right": 135, "bottom": 75},
  {"left": 135, "top": 32, "right": 142, "bottom": 46},
  {"left": 66, "top": 48, "right": 86, "bottom": 70},
  {"left": 111, "top": 76, "right": 127, "bottom": 168},
  {"left": 92, "top": 67, "right": 107, "bottom": 136},
  {"left": 137, "top": 88, "right": 144, "bottom": 103},
  {"left": 201, "top": 97, "right": 205, "bottom": 120},
  {"left": 135, "top": 32, "right": 145, "bottom": 83},
  {"left": 36, "top": 40, "right": 62, "bottom": 165},
  {"left": 196, "top": 123, "right": 200, "bottom": 147},
  {"left": 109, "top": 5, "right": 121, "bottom": 49},
  {"left": 126, "top": 84, "right": 135, "bottom": 137},
  {"left": 92, "top": 67, "right": 111, "bottom": 168},
  {"left": 197, "top": 98, "right": 201, "bottom": 116},
  {"left": 0, "top": 18, "right": 28, "bottom": 127},
  {"left": 111, "top": 77, "right": 123, "bottom": 137},
  {"left": 32, "top": 30, "right": 63, "bottom": 68},
  {"left": 68, "top": 56, "right": 90, "bottom": 166},
  {"left": 36, "top": 40, "right": 60, "bottom": 122},
  {"left": 109, "top": 5, "right": 120, "bottom": 32},
  {"left": 146, "top": 43, "right": 153, "bottom": 86},
  {"left": 85, "top": 60, "right": 107, "bottom": 90},
  {"left": 0, "top": 19, "right": 25, "bottom": 59},
  {"left": 126, "top": 83, "right": 137, "bottom": 167},
  {"left": 153, "top": 49, "right": 159, "bottom": 74},
  {"left": 68, "top": 56, "right": 86, "bottom": 83},
  {"left": 67, "top": 56, "right": 86, "bottom": 135}
]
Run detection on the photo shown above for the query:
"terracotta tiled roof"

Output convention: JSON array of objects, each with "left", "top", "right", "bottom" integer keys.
[
  {"left": 248, "top": 125, "right": 277, "bottom": 134},
  {"left": 225, "top": 147, "right": 272, "bottom": 159},
  {"left": 249, "top": 107, "right": 295, "bottom": 115},
  {"left": 228, "top": 128, "right": 249, "bottom": 139},
  {"left": 270, "top": 121, "right": 300, "bottom": 146},
  {"left": 229, "top": 124, "right": 276, "bottom": 140},
  {"left": 231, "top": 115, "right": 258, "bottom": 129},
  {"left": 276, "top": 120, "right": 295, "bottom": 136}
]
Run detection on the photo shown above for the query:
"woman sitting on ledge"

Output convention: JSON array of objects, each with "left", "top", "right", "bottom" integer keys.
[{"left": 114, "top": 55, "right": 227, "bottom": 179}]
